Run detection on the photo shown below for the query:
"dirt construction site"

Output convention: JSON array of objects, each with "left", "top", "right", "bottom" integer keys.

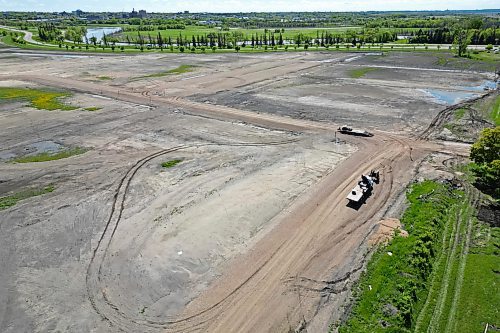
[{"left": 0, "top": 49, "right": 497, "bottom": 332}]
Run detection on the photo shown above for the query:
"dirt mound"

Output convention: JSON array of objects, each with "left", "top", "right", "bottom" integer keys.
[{"left": 369, "top": 218, "right": 408, "bottom": 246}]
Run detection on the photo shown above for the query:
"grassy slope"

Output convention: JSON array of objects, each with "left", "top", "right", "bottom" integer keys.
[
  {"left": 339, "top": 181, "right": 465, "bottom": 333},
  {"left": 454, "top": 222, "right": 500, "bottom": 331},
  {"left": 0, "top": 87, "right": 76, "bottom": 111},
  {"left": 489, "top": 95, "right": 500, "bottom": 126}
]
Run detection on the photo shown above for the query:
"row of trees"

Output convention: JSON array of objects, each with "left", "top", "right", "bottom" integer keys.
[
  {"left": 114, "top": 29, "right": 398, "bottom": 49},
  {"left": 409, "top": 27, "right": 498, "bottom": 45}
]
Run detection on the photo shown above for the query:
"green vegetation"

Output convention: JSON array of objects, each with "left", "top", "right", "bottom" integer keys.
[
  {"left": 161, "top": 159, "right": 182, "bottom": 168},
  {"left": 97, "top": 76, "right": 113, "bottom": 80},
  {"left": 0, "top": 87, "right": 76, "bottom": 111},
  {"left": 339, "top": 181, "right": 466, "bottom": 333},
  {"left": 470, "top": 127, "right": 500, "bottom": 199},
  {"left": 490, "top": 96, "right": 500, "bottom": 126},
  {"left": 453, "top": 108, "right": 466, "bottom": 120},
  {"left": 141, "top": 65, "right": 194, "bottom": 78},
  {"left": 11, "top": 147, "right": 87, "bottom": 163},
  {"left": 455, "top": 223, "right": 500, "bottom": 331},
  {"left": 84, "top": 106, "right": 102, "bottom": 111},
  {"left": 0, "top": 186, "right": 54, "bottom": 210},
  {"left": 348, "top": 67, "right": 378, "bottom": 78}
]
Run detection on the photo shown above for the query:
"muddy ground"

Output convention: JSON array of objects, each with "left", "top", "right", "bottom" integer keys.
[{"left": 0, "top": 49, "right": 495, "bottom": 332}]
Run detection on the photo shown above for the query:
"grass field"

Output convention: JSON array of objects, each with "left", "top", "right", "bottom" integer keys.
[
  {"left": 0, "top": 186, "right": 54, "bottom": 210},
  {"left": 0, "top": 87, "right": 77, "bottom": 111},
  {"left": 11, "top": 147, "right": 87, "bottom": 163},
  {"left": 117, "top": 25, "right": 364, "bottom": 41},
  {"left": 454, "top": 223, "right": 500, "bottom": 332}
]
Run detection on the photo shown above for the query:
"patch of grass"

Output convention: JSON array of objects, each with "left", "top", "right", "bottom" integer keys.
[
  {"left": 84, "top": 106, "right": 101, "bottom": 111},
  {"left": 454, "top": 220, "right": 500, "bottom": 332},
  {"left": 489, "top": 95, "right": 500, "bottom": 126},
  {"left": 454, "top": 108, "right": 466, "bottom": 120},
  {"left": 0, "top": 87, "right": 77, "bottom": 111},
  {"left": 339, "top": 181, "right": 464, "bottom": 333},
  {"left": 348, "top": 67, "right": 378, "bottom": 78},
  {"left": 0, "top": 186, "right": 54, "bottom": 210},
  {"left": 141, "top": 65, "right": 195, "bottom": 78},
  {"left": 11, "top": 147, "right": 87, "bottom": 163},
  {"left": 161, "top": 159, "right": 182, "bottom": 168},
  {"left": 97, "top": 76, "right": 113, "bottom": 80}
]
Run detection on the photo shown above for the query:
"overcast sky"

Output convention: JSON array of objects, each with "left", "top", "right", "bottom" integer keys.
[{"left": 1, "top": 0, "right": 498, "bottom": 12}]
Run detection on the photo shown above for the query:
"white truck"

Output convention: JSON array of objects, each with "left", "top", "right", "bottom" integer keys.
[{"left": 347, "top": 170, "right": 380, "bottom": 204}]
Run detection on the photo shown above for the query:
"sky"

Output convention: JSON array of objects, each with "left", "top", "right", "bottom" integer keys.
[{"left": 1, "top": 0, "right": 498, "bottom": 13}]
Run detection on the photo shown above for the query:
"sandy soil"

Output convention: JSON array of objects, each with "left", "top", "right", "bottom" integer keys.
[{"left": 0, "top": 49, "right": 491, "bottom": 333}]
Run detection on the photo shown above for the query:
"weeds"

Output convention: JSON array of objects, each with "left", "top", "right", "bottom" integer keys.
[
  {"left": 0, "top": 87, "right": 77, "bottom": 111},
  {"left": 348, "top": 67, "right": 378, "bottom": 78},
  {"left": 11, "top": 147, "right": 87, "bottom": 163},
  {"left": 0, "top": 186, "right": 54, "bottom": 210},
  {"left": 141, "top": 65, "right": 194, "bottom": 78},
  {"left": 161, "top": 159, "right": 182, "bottom": 168}
]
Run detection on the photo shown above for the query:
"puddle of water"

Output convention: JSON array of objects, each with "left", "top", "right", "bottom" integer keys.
[
  {"left": 85, "top": 27, "right": 122, "bottom": 43},
  {"left": 423, "top": 80, "right": 497, "bottom": 105},
  {"left": 0, "top": 151, "right": 16, "bottom": 160},
  {"left": 26, "top": 141, "right": 64, "bottom": 155},
  {"left": 0, "top": 141, "right": 63, "bottom": 161},
  {"left": 462, "top": 80, "right": 498, "bottom": 92},
  {"left": 423, "top": 89, "right": 478, "bottom": 105}
]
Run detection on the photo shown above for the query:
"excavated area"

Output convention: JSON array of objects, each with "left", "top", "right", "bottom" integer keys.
[{"left": 0, "top": 49, "right": 489, "bottom": 332}]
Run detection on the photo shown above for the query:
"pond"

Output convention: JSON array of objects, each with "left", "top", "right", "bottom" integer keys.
[
  {"left": 423, "top": 80, "right": 497, "bottom": 105},
  {"left": 84, "top": 27, "right": 122, "bottom": 43}
]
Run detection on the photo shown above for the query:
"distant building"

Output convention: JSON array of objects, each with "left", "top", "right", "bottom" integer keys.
[{"left": 129, "top": 8, "right": 147, "bottom": 19}]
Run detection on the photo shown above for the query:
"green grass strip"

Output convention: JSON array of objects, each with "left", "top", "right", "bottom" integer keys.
[
  {"left": 490, "top": 95, "right": 500, "bottom": 126},
  {"left": 11, "top": 147, "right": 87, "bottom": 163},
  {"left": 0, "top": 87, "right": 77, "bottom": 111},
  {"left": 348, "top": 67, "right": 379, "bottom": 78},
  {"left": 141, "top": 65, "right": 194, "bottom": 78},
  {"left": 161, "top": 159, "right": 182, "bottom": 168},
  {"left": 0, "top": 186, "right": 54, "bottom": 210}
]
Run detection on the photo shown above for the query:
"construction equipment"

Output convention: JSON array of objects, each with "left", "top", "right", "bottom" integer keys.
[
  {"left": 338, "top": 125, "right": 374, "bottom": 137},
  {"left": 347, "top": 170, "right": 380, "bottom": 204}
]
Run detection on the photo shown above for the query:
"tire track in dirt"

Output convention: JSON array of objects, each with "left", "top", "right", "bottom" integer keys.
[
  {"left": 85, "top": 139, "right": 305, "bottom": 331},
  {"left": 418, "top": 90, "right": 497, "bottom": 140}
]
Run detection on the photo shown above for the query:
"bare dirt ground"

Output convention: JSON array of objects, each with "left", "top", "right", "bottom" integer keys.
[{"left": 0, "top": 49, "right": 495, "bottom": 333}]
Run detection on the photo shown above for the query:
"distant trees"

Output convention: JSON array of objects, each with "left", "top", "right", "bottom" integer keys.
[{"left": 37, "top": 23, "right": 62, "bottom": 42}]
